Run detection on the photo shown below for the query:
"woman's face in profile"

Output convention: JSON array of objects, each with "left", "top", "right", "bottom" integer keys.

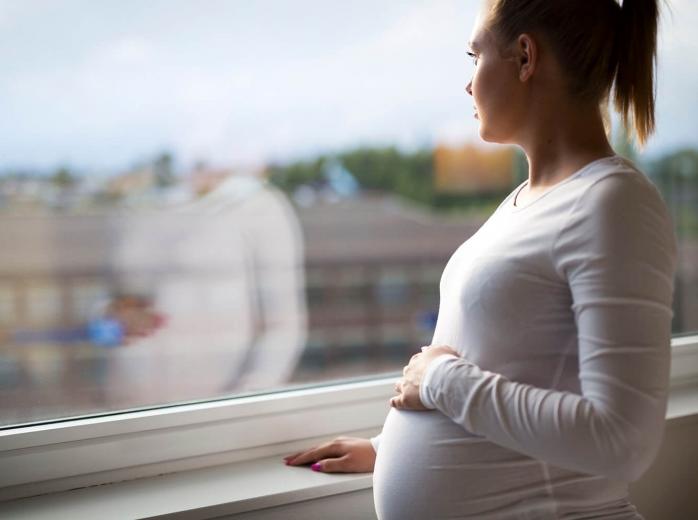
[{"left": 466, "top": 8, "right": 527, "bottom": 144}]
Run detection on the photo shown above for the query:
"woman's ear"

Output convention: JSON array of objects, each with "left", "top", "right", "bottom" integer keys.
[{"left": 517, "top": 33, "right": 537, "bottom": 82}]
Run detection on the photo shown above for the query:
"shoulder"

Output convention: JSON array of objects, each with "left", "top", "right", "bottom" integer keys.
[
  {"left": 553, "top": 156, "right": 677, "bottom": 274},
  {"left": 558, "top": 156, "right": 671, "bottom": 236},
  {"left": 576, "top": 156, "right": 663, "bottom": 209}
]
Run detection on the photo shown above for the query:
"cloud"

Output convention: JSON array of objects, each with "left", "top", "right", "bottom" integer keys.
[
  {"left": 98, "top": 37, "right": 156, "bottom": 65},
  {"left": 1, "top": 0, "right": 697, "bottom": 170}
]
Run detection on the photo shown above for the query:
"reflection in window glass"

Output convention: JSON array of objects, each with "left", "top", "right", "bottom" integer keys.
[
  {"left": 0, "top": 286, "right": 15, "bottom": 325},
  {"left": 71, "top": 281, "right": 110, "bottom": 322},
  {"left": 650, "top": 153, "right": 698, "bottom": 334},
  {"left": 25, "top": 284, "right": 63, "bottom": 326},
  {"left": 0, "top": 1, "right": 696, "bottom": 427}
]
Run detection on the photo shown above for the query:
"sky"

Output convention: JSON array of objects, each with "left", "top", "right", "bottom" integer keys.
[{"left": 1, "top": 0, "right": 697, "bottom": 173}]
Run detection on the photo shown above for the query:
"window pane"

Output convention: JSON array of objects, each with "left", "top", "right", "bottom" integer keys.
[{"left": 0, "top": 1, "right": 696, "bottom": 428}]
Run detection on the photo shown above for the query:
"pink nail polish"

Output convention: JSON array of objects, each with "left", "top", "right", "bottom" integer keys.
[{"left": 311, "top": 463, "right": 322, "bottom": 472}]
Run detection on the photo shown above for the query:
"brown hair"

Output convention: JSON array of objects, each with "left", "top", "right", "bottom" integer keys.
[{"left": 485, "top": 0, "right": 659, "bottom": 147}]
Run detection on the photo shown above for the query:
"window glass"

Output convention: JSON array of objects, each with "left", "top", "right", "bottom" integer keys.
[{"left": 0, "top": 1, "right": 696, "bottom": 428}]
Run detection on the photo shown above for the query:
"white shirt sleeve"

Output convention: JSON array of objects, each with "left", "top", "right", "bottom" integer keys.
[
  {"left": 419, "top": 354, "right": 460, "bottom": 409},
  {"left": 420, "top": 173, "right": 677, "bottom": 482}
]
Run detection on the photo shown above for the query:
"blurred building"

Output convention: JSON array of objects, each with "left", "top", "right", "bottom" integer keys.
[
  {"left": 0, "top": 175, "right": 306, "bottom": 424},
  {"left": 295, "top": 194, "right": 485, "bottom": 379}
]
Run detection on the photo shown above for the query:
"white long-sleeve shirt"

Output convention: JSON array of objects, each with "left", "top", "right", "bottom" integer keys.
[
  {"left": 371, "top": 156, "right": 677, "bottom": 519},
  {"left": 106, "top": 178, "right": 307, "bottom": 406}
]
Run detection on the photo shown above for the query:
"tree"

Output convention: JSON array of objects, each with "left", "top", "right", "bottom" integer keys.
[
  {"left": 51, "top": 167, "right": 77, "bottom": 190},
  {"left": 153, "top": 152, "right": 176, "bottom": 188}
]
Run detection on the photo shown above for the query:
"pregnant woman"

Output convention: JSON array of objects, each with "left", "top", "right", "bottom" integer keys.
[{"left": 285, "top": 1, "right": 677, "bottom": 518}]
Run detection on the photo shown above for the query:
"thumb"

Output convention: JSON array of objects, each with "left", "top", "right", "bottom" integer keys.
[{"left": 312, "top": 455, "right": 349, "bottom": 473}]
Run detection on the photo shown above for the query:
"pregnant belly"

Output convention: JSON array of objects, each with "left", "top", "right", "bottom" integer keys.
[{"left": 372, "top": 408, "right": 550, "bottom": 520}]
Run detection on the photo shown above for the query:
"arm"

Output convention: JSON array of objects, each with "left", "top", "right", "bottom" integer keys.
[
  {"left": 232, "top": 187, "right": 308, "bottom": 390},
  {"left": 419, "top": 174, "right": 677, "bottom": 482}
]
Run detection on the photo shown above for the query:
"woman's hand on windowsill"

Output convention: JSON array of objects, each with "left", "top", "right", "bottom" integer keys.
[{"left": 283, "top": 436, "right": 376, "bottom": 473}]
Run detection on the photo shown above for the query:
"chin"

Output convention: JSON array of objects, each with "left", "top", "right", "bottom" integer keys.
[
  {"left": 478, "top": 123, "right": 511, "bottom": 145},
  {"left": 478, "top": 126, "right": 500, "bottom": 144}
]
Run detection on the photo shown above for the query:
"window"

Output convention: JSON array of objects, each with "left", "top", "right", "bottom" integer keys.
[{"left": 0, "top": 1, "right": 697, "bottom": 500}]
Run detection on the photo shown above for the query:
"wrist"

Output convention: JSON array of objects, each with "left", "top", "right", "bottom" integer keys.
[{"left": 419, "top": 354, "right": 459, "bottom": 409}]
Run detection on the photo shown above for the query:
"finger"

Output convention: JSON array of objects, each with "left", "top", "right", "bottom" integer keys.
[
  {"left": 311, "top": 455, "right": 350, "bottom": 473},
  {"left": 286, "top": 449, "right": 320, "bottom": 465},
  {"left": 286, "top": 443, "right": 339, "bottom": 466},
  {"left": 284, "top": 451, "right": 308, "bottom": 465},
  {"left": 283, "top": 452, "right": 303, "bottom": 464}
]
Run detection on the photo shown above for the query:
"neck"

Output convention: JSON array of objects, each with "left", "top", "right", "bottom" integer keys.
[{"left": 517, "top": 100, "right": 615, "bottom": 189}]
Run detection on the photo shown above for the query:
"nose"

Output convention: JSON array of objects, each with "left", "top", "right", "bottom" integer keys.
[{"left": 465, "top": 80, "right": 473, "bottom": 96}]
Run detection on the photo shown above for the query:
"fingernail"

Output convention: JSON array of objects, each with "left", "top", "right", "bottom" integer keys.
[{"left": 311, "top": 463, "right": 322, "bottom": 472}]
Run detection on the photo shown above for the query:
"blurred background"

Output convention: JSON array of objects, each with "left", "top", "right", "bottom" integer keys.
[{"left": 1, "top": 0, "right": 696, "bottom": 427}]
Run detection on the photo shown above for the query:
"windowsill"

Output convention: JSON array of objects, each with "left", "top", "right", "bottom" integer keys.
[
  {"left": 0, "top": 454, "right": 375, "bottom": 519},
  {"left": 2, "top": 385, "right": 698, "bottom": 520}
]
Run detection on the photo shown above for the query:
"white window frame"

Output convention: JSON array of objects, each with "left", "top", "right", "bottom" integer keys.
[{"left": 1, "top": 335, "right": 697, "bottom": 503}]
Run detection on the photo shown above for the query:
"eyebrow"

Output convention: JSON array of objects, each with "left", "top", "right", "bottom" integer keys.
[{"left": 467, "top": 40, "right": 481, "bottom": 52}]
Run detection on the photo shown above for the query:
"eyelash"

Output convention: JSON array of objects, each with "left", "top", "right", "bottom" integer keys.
[{"left": 467, "top": 51, "right": 479, "bottom": 66}]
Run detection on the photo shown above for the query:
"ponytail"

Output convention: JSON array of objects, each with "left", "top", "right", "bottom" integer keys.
[{"left": 613, "top": 0, "right": 659, "bottom": 147}]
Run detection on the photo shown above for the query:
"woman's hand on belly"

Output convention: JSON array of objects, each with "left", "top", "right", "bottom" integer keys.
[
  {"left": 391, "top": 344, "right": 460, "bottom": 411},
  {"left": 283, "top": 436, "right": 376, "bottom": 473}
]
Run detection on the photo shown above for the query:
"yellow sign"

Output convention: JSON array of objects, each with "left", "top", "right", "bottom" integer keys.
[{"left": 434, "top": 144, "right": 515, "bottom": 194}]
